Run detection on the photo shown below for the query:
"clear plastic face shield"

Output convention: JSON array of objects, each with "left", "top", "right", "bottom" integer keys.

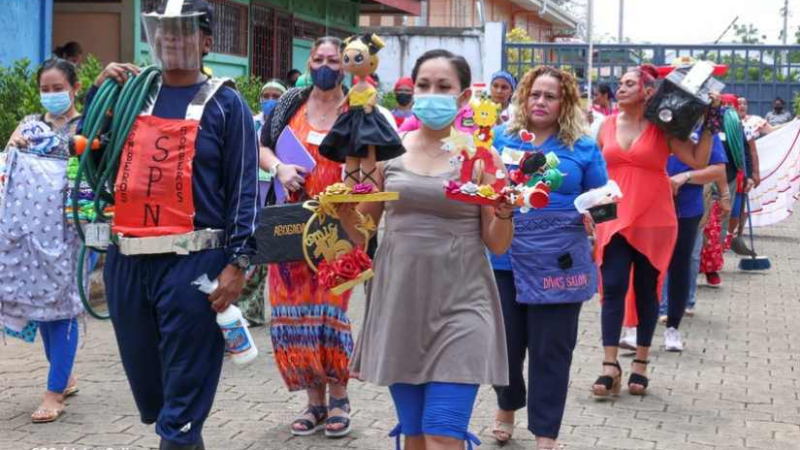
[{"left": 142, "top": 12, "right": 204, "bottom": 71}]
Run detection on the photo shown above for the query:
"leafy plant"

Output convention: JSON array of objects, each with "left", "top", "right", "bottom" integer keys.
[
  {"left": 0, "top": 59, "right": 39, "bottom": 145},
  {"left": 234, "top": 74, "right": 264, "bottom": 115},
  {"left": 380, "top": 90, "right": 398, "bottom": 111},
  {"left": 76, "top": 54, "right": 103, "bottom": 109}
]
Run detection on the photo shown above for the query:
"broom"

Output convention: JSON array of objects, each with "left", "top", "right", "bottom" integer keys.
[
  {"left": 738, "top": 180, "right": 771, "bottom": 271},
  {"left": 730, "top": 201, "right": 756, "bottom": 257}
]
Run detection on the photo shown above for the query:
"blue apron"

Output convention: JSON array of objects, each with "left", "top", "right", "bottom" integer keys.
[{"left": 509, "top": 210, "right": 598, "bottom": 305}]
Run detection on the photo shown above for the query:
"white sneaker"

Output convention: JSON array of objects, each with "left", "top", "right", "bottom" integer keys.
[
  {"left": 664, "top": 327, "right": 684, "bottom": 352},
  {"left": 685, "top": 307, "right": 695, "bottom": 317},
  {"left": 619, "top": 327, "right": 637, "bottom": 350}
]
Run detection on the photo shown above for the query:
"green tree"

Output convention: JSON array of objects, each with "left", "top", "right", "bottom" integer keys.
[
  {"left": 506, "top": 27, "right": 535, "bottom": 79},
  {"left": 733, "top": 23, "right": 766, "bottom": 44}
]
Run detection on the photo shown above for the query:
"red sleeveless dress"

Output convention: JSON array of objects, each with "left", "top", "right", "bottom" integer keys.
[{"left": 595, "top": 116, "right": 677, "bottom": 324}]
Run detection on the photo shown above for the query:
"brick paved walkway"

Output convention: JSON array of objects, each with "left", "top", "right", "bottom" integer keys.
[{"left": 2, "top": 214, "right": 800, "bottom": 450}]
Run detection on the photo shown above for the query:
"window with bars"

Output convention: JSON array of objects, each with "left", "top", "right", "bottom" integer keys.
[
  {"left": 293, "top": 20, "right": 327, "bottom": 41},
  {"left": 251, "top": 4, "right": 293, "bottom": 81},
  {"left": 140, "top": 0, "right": 247, "bottom": 57}
]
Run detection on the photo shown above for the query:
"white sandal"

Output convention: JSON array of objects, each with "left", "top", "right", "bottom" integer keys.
[{"left": 492, "top": 420, "right": 514, "bottom": 444}]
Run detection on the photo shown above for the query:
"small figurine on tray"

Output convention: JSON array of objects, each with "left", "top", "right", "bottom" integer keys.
[
  {"left": 319, "top": 33, "right": 404, "bottom": 197},
  {"left": 442, "top": 93, "right": 564, "bottom": 213},
  {"left": 442, "top": 92, "right": 507, "bottom": 205}
]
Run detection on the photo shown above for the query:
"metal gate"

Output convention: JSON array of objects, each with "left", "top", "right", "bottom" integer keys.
[
  {"left": 503, "top": 42, "right": 800, "bottom": 117},
  {"left": 251, "top": 3, "right": 293, "bottom": 82}
]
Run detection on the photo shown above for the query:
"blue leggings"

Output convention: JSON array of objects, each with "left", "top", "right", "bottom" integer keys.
[
  {"left": 389, "top": 382, "right": 481, "bottom": 449},
  {"left": 38, "top": 318, "right": 79, "bottom": 393}
]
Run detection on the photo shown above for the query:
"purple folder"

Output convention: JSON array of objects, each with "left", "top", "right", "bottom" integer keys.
[{"left": 274, "top": 126, "right": 317, "bottom": 204}]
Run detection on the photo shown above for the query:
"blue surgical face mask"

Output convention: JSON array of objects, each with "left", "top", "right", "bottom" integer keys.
[
  {"left": 412, "top": 93, "right": 461, "bottom": 130},
  {"left": 40, "top": 91, "right": 72, "bottom": 116},
  {"left": 261, "top": 99, "right": 278, "bottom": 117},
  {"left": 310, "top": 65, "right": 344, "bottom": 92}
]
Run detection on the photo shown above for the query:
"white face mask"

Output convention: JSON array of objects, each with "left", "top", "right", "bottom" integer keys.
[
  {"left": 40, "top": 91, "right": 72, "bottom": 116},
  {"left": 412, "top": 93, "right": 464, "bottom": 130}
]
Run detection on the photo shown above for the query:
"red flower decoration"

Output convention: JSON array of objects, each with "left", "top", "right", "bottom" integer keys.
[
  {"left": 317, "top": 260, "right": 338, "bottom": 289},
  {"left": 351, "top": 247, "right": 373, "bottom": 271},
  {"left": 333, "top": 258, "right": 361, "bottom": 281}
]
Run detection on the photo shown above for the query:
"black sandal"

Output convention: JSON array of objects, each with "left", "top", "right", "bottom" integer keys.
[
  {"left": 592, "top": 361, "right": 622, "bottom": 399},
  {"left": 326, "top": 396, "right": 352, "bottom": 438},
  {"left": 628, "top": 359, "right": 650, "bottom": 396},
  {"left": 290, "top": 404, "right": 328, "bottom": 436}
]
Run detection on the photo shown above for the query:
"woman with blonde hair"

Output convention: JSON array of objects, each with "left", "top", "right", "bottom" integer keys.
[{"left": 490, "top": 66, "right": 608, "bottom": 449}]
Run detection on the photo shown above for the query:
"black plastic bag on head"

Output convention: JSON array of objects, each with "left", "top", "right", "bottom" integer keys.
[{"left": 644, "top": 65, "right": 725, "bottom": 140}]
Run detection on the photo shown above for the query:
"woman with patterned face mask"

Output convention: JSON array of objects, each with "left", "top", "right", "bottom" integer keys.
[{"left": 2, "top": 58, "right": 84, "bottom": 424}]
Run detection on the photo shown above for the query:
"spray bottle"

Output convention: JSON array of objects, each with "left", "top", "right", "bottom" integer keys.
[{"left": 193, "top": 274, "right": 258, "bottom": 366}]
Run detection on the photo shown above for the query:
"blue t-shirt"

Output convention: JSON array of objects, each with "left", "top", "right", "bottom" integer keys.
[
  {"left": 84, "top": 82, "right": 260, "bottom": 263},
  {"left": 667, "top": 135, "right": 727, "bottom": 219},
  {"left": 490, "top": 123, "right": 609, "bottom": 270}
]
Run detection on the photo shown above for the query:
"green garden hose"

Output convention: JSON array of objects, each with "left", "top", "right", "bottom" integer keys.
[
  {"left": 723, "top": 108, "right": 745, "bottom": 171},
  {"left": 73, "top": 66, "right": 162, "bottom": 320}
]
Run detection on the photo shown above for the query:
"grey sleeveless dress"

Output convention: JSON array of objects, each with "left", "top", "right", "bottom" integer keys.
[{"left": 351, "top": 156, "right": 509, "bottom": 386}]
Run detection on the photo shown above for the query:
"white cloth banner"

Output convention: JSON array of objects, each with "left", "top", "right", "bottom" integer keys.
[{"left": 749, "top": 119, "right": 800, "bottom": 227}]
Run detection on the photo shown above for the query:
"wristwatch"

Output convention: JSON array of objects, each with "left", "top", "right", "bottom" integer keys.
[
  {"left": 233, "top": 254, "right": 251, "bottom": 271},
  {"left": 268, "top": 161, "right": 282, "bottom": 177}
]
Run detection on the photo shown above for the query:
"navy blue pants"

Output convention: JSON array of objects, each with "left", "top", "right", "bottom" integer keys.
[
  {"left": 600, "top": 234, "right": 660, "bottom": 348},
  {"left": 493, "top": 270, "right": 582, "bottom": 439},
  {"left": 38, "top": 318, "right": 78, "bottom": 393},
  {"left": 104, "top": 246, "right": 227, "bottom": 446},
  {"left": 666, "top": 215, "right": 702, "bottom": 329}
]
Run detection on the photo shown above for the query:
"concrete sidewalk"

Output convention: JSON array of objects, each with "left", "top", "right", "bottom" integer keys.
[{"left": 2, "top": 214, "right": 799, "bottom": 450}]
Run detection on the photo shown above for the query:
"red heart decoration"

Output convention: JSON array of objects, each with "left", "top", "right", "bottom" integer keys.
[{"left": 519, "top": 130, "right": 535, "bottom": 143}]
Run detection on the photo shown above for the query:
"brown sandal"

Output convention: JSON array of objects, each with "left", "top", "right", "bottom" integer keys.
[
  {"left": 592, "top": 361, "right": 622, "bottom": 399},
  {"left": 628, "top": 359, "right": 650, "bottom": 396},
  {"left": 63, "top": 384, "right": 79, "bottom": 398},
  {"left": 31, "top": 408, "right": 64, "bottom": 424}
]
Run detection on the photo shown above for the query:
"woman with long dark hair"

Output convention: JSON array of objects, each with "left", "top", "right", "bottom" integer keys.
[
  {"left": 1, "top": 57, "right": 84, "bottom": 424},
  {"left": 343, "top": 49, "right": 514, "bottom": 450}
]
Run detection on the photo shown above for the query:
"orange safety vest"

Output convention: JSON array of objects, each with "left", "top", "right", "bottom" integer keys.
[{"left": 113, "top": 78, "right": 232, "bottom": 237}]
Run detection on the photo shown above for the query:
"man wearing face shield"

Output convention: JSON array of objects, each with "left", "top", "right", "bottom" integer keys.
[{"left": 84, "top": 1, "right": 259, "bottom": 449}]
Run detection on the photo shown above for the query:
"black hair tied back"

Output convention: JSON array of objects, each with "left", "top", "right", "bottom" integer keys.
[{"left": 37, "top": 57, "right": 79, "bottom": 87}]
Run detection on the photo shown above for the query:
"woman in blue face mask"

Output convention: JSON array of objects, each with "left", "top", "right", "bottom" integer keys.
[
  {"left": 254, "top": 79, "right": 287, "bottom": 136},
  {"left": 2, "top": 57, "right": 84, "bottom": 424},
  {"left": 260, "top": 36, "right": 397, "bottom": 439},
  {"left": 339, "top": 49, "right": 515, "bottom": 450}
]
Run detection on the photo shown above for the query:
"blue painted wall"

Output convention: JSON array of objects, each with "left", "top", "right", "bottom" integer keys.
[{"left": 0, "top": 0, "right": 53, "bottom": 68}]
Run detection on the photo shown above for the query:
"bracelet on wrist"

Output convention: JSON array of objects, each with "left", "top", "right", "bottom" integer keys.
[{"left": 495, "top": 212, "right": 513, "bottom": 221}]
